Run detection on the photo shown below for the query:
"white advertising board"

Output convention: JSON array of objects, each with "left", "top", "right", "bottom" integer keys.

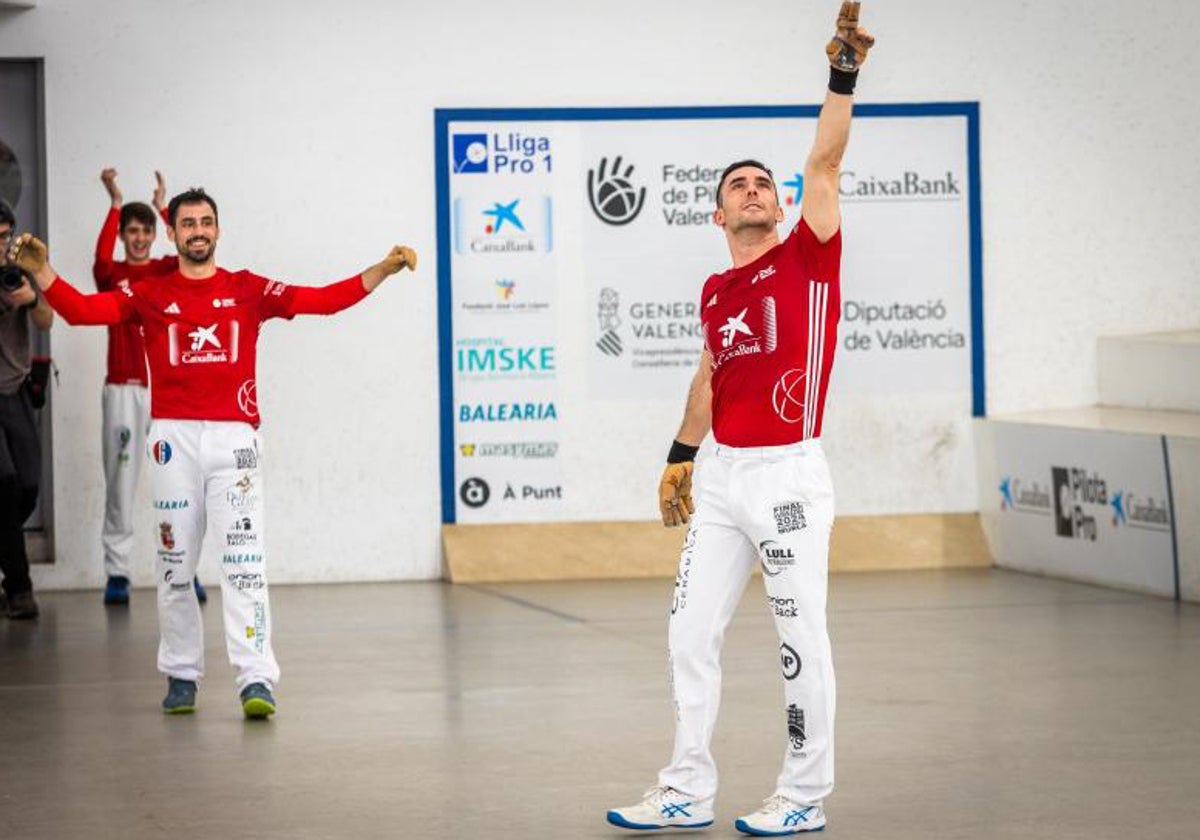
[
  {"left": 981, "top": 422, "right": 1178, "bottom": 597},
  {"left": 437, "top": 105, "right": 983, "bottom": 524}
]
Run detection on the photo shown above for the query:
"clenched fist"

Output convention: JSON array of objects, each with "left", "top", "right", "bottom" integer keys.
[
  {"left": 381, "top": 245, "right": 418, "bottom": 276},
  {"left": 826, "top": 1, "right": 875, "bottom": 71},
  {"left": 659, "top": 461, "right": 696, "bottom": 528}
]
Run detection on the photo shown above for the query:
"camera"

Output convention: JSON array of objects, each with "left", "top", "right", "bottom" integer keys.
[{"left": 0, "top": 262, "right": 30, "bottom": 293}]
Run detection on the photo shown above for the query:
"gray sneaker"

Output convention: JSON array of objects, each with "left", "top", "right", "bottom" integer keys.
[{"left": 162, "top": 677, "right": 197, "bottom": 714}]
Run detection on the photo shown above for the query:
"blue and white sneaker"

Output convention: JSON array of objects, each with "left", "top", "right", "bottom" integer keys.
[
  {"left": 607, "top": 785, "right": 714, "bottom": 830},
  {"left": 734, "top": 796, "right": 825, "bottom": 835}
]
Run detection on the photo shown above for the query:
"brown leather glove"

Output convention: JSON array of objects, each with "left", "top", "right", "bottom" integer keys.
[
  {"left": 658, "top": 462, "right": 696, "bottom": 528},
  {"left": 8, "top": 233, "right": 48, "bottom": 274},
  {"left": 826, "top": 1, "right": 875, "bottom": 72},
  {"left": 381, "top": 245, "right": 418, "bottom": 274}
]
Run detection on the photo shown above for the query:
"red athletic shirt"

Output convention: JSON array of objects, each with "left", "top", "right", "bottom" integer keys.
[
  {"left": 93, "top": 206, "right": 179, "bottom": 385},
  {"left": 700, "top": 218, "right": 841, "bottom": 447},
  {"left": 45, "top": 268, "right": 368, "bottom": 427}
]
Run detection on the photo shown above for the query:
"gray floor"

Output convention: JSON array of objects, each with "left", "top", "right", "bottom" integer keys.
[{"left": 1, "top": 569, "right": 1198, "bottom": 839}]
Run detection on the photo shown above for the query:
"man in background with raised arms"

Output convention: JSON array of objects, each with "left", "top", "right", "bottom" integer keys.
[
  {"left": 607, "top": 3, "right": 874, "bottom": 835},
  {"left": 10, "top": 188, "right": 417, "bottom": 718},
  {"left": 93, "top": 168, "right": 207, "bottom": 607}
]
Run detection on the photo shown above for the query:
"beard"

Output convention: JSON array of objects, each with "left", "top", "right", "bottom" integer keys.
[
  {"left": 728, "top": 212, "right": 777, "bottom": 235},
  {"left": 179, "top": 237, "right": 215, "bottom": 264}
]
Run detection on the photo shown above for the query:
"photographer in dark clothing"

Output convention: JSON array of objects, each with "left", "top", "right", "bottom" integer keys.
[{"left": 0, "top": 199, "right": 53, "bottom": 619}]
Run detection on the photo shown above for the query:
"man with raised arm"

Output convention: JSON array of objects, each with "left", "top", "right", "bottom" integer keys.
[
  {"left": 93, "top": 168, "right": 208, "bottom": 606},
  {"left": 607, "top": 3, "right": 874, "bottom": 835},
  {"left": 10, "top": 187, "right": 416, "bottom": 719}
]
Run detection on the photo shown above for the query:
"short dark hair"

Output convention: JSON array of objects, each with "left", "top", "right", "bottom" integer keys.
[
  {"left": 715, "top": 159, "right": 776, "bottom": 208},
  {"left": 120, "top": 202, "right": 158, "bottom": 232},
  {"left": 167, "top": 188, "right": 218, "bottom": 227},
  {"left": 0, "top": 199, "right": 14, "bottom": 229}
]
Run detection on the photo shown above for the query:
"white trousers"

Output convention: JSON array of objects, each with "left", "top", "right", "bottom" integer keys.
[
  {"left": 147, "top": 419, "right": 279, "bottom": 691},
  {"left": 659, "top": 440, "right": 836, "bottom": 805},
  {"left": 101, "top": 384, "right": 149, "bottom": 579}
]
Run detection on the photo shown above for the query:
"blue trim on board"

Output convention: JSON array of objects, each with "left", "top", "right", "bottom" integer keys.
[
  {"left": 435, "top": 111, "right": 457, "bottom": 524},
  {"left": 434, "top": 102, "right": 985, "bottom": 522},
  {"left": 1161, "top": 435, "right": 1181, "bottom": 601},
  {"left": 965, "top": 102, "right": 986, "bottom": 417}
]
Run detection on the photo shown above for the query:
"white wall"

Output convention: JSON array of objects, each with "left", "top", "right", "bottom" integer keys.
[{"left": 1, "top": 0, "right": 1197, "bottom": 587}]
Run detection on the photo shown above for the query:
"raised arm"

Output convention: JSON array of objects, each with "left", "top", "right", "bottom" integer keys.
[
  {"left": 658, "top": 351, "right": 713, "bottom": 528},
  {"left": 93, "top": 168, "right": 122, "bottom": 287},
  {"left": 10, "top": 234, "right": 132, "bottom": 325},
  {"left": 801, "top": 1, "right": 875, "bottom": 243},
  {"left": 279, "top": 245, "right": 418, "bottom": 317},
  {"left": 152, "top": 170, "right": 167, "bottom": 218}
]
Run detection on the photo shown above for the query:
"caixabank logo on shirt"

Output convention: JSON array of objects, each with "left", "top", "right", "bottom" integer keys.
[
  {"left": 167, "top": 321, "right": 240, "bottom": 366},
  {"left": 452, "top": 196, "right": 553, "bottom": 255},
  {"left": 1051, "top": 466, "right": 1108, "bottom": 541},
  {"left": 710, "top": 297, "right": 778, "bottom": 372}
]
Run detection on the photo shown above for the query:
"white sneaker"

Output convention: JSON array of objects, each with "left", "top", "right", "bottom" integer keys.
[
  {"left": 607, "top": 784, "right": 715, "bottom": 830},
  {"left": 733, "top": 795, "right": 825, "bottom": 835}
]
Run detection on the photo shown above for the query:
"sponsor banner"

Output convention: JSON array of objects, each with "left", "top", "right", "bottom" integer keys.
[
  {"left": 448, "top": 124, "right": 566, "bottom": 523},
  {"left": 578, "top": 117, "right": 972, "bottom": 398},
  {"left": 983, "top": 423, "right": 1175, "bottom": 596},
  {"left": 439, "top": 107, "right": 981, "bottom": 523}
]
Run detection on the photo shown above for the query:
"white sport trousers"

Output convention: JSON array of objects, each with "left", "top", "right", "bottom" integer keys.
[
  {"left": 658, "top": 439, "right": 836, "bottom": 805},
  {"left": 147, "top": 419, "right": 279, "bottom": 690},
  {"left": 101, "top": 384, "right": 149, "bottom": 579}
]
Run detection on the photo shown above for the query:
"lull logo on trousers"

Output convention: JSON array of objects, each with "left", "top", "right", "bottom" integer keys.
[{"left": 759, "top": 539, "right": 797, "bottom": 576}]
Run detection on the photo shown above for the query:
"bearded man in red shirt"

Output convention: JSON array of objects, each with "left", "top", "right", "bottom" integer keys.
[{"left": 11, "top": 188, "right": 416, "bottom": 719}]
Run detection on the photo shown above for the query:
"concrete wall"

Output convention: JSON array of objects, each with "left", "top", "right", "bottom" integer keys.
[{"left": 1, "top": 0, "right": 1197, "bottom": 586}]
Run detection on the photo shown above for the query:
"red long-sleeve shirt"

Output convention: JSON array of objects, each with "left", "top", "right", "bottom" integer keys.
[
  {"left": 46, "top": 268, "right": 369, "bottom": 426},
  {"left": 93, "top": 206, "right": 178, "bottom": 385}
]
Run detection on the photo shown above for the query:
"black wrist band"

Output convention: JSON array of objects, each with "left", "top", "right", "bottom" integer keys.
[
  {"left": 667, "top": 440, "right": 700, "bottom": 464},
  {"left": 829, "top": 66, "right": 858, "bottom": 95}
]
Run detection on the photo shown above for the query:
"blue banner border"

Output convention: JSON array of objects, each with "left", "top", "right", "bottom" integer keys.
[{"left": 434, "top": 102, "right": 985, "bottom": 523}]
